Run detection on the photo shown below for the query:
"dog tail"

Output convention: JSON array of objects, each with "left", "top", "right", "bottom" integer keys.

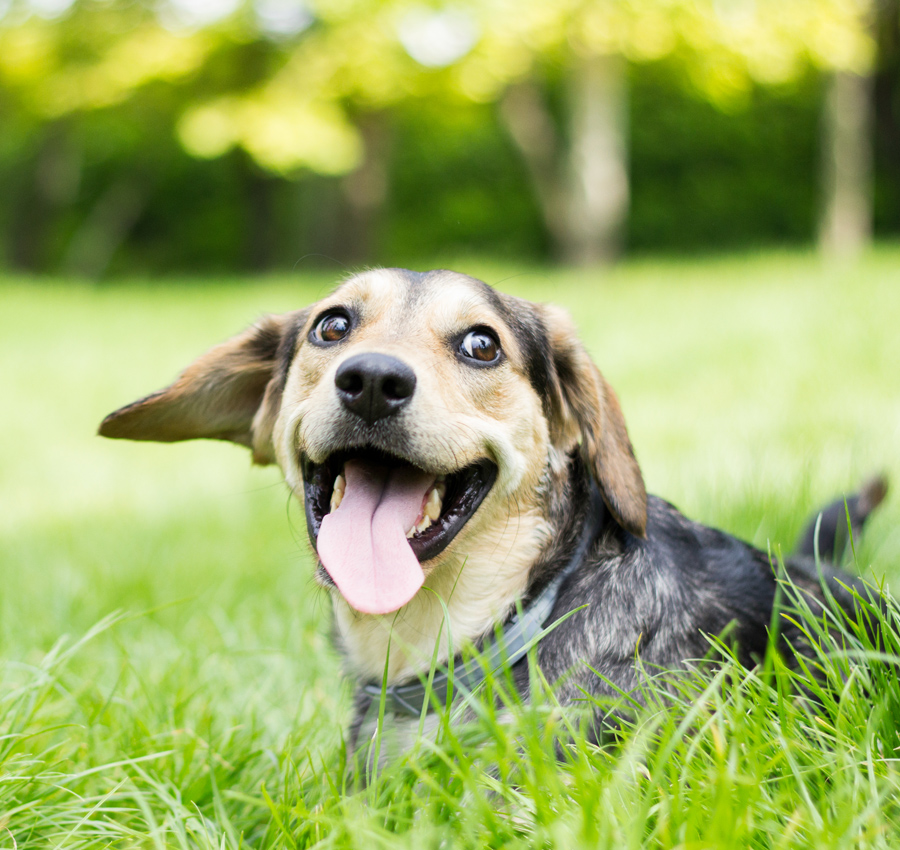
[{"left": 795, "top": 475, "right": 888, "bottom": 562}]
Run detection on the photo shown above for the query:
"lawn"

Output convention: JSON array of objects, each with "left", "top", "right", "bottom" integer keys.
[{"left": 1, "top": 248, "right": 900, "bottom": 848}]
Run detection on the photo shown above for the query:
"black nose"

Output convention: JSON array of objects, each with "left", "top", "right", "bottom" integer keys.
[{"left": 334, "top": 353, "right": 416, "bottom": 425}]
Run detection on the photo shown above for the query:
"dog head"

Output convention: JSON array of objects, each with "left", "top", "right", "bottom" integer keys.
[{"left": 100, "top": 269, "right": 646, "bottom": 617}]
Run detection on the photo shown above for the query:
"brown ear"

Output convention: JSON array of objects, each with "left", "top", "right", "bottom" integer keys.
[
  {"left": 539, "top": 305, "right": 647, "bottom": 538},
  {"left": 98, "top": 311, "right": 305, "bottom": 465}
]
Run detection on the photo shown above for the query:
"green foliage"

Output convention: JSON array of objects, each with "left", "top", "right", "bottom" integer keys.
[
  {"left": 0, "top": 0, "right": 891, "bottom": 274},
  {"left": 383, "top": 99, "right": 548, "bottom": 263},
  {"left": 629, "top": 61, "right": 824, "bottom": 251},
  {"left": 1, "top": 250, "right": 899, "bottom": 845}
]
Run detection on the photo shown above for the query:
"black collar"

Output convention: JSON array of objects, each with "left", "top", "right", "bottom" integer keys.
[{"left": 362, "top": 482, "right": 604, "bottom": 717}]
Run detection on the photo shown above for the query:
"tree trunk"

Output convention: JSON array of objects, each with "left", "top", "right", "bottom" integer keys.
[
  {"left": 563, "top": 53, "right": 629, "bottom": 266},
  {"left": 500, "top": 55, "right": 629, "bottom": 266},
  {"left": 499, "top": 82, "right": 568, "bottom": 250},
  {"left": 819, "top": 69, "right": 874, "bottom": 258}
]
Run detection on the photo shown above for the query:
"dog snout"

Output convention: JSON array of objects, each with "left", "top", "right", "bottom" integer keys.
[{"left": 335, "top": 353, "right": 416, "bottom": 425}]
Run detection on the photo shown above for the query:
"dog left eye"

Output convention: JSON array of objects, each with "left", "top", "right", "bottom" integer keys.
[{"left": 459, "top": 329, "right": 501, "bottom": 363}]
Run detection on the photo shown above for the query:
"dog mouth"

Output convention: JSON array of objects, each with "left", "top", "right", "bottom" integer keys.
[{"left": 301, "top": 448, "right": 497, "bottom": 615}]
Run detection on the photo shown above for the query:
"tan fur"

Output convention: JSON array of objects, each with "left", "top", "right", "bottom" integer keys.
[
  {"left": 100, "top": 268, "right": 646, "bottom": 688},
  {"left": 98, "top": 312, "right": 298, "bottom": 455}
]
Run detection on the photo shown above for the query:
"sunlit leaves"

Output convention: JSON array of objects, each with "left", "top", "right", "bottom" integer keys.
[
  {"left": 178, "top": 91, "right": 361, "bottom": 174},
  {"left": 0, "top": 0, "right": 876, "bottom": 171},
  {"left": 41, "top": 28, "right": 212, "bottom": 116},
  {"left": 453, "top": 0, "right": 874, "bottom": 107}
]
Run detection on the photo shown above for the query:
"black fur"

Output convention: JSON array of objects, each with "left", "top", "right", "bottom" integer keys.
[
  {"left": 509, "top": 471, "right": 873, "bottom": 730},
  {"left": 795, "top": 476, "right": 888, "bottom": 562}
]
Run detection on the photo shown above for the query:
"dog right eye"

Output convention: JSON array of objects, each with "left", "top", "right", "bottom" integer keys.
[{"left": 312, "top": 311, "right": 352, "bottom": 344}]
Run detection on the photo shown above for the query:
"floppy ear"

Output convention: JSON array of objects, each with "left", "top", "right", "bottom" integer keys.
[
  {"left": 538, "top": 305, "right": 647, "bottom": 538},
  {"left": 98, "top": 311, "right": 306, "bottom": 465}
]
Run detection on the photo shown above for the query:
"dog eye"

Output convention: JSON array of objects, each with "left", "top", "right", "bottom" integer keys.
[
  {"left": 312, "top": 311, "right": 351, "bottom": 344},
  {"left": 459, "top": 329, "right": 501, "bottom": 364}
]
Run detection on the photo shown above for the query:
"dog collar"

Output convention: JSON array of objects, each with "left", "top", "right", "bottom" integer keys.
[{"left": 361, "top": 482, "right": 604, "bottom": 718}]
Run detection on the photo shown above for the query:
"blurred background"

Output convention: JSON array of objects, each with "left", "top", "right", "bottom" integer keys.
[{"left": 0, "top": 0, "right": 897, "bottom": 276}]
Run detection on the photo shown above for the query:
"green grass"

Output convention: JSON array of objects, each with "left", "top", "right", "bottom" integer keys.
[{"left": 1, "top": 248, "right": 899, "bottom": 847}]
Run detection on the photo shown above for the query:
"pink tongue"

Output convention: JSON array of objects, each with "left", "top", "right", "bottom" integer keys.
[{"left": 317, "top": 460, "right": 434, "bottom": 615}]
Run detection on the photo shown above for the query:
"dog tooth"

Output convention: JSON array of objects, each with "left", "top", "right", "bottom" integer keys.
[
  {"left": 436, "top": 481, "right": 446, "bottom": 499},
  {"left": 425, "top": 487, "right": 442, "bottom": 521},
  {"left": 330, "top": 474, "right": 345, "bottom": 513},
  {"left": 406, "top": 513, "right": 433, "bottom": 538}
]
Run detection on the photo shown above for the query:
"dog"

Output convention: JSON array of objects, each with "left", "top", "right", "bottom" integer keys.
[{"left": 99, "top": 267, "right": 886, "bottom": 753}]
